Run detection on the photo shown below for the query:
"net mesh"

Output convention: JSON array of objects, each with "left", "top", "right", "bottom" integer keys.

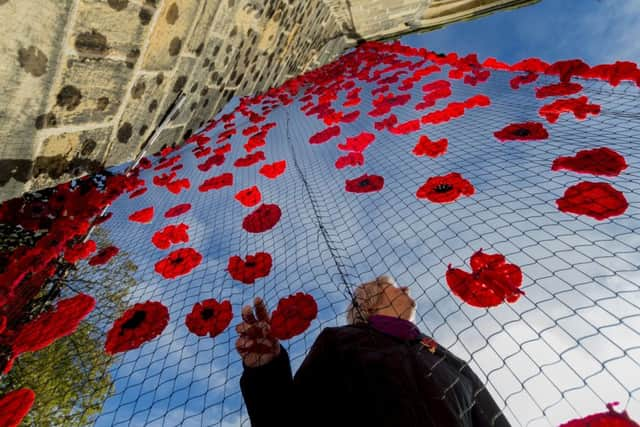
[{"left": 1, "top": 41, "right": 640, "bottom": 427}]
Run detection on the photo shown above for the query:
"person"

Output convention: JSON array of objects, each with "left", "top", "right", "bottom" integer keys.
[{"left": 236, "top": 275, "right": 511, "bottom": 427}]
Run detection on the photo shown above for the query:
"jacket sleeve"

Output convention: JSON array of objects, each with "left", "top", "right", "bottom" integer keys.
[
  {"left": 465, "top": 367, "right": 512, "bottom": 427},
  {"left": 239, "top": 328, "right": 337, "bottom": 427}
]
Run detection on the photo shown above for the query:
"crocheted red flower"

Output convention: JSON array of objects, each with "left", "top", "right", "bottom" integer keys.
[
  {"left": 270, "top": 293, "right": 318, "bottom": 340},
  {"left": 242, "top": 204, "right": 282, "bottom": 233},
  {"left": 374, "top": 114, "right": 397, "bottom": 131},
  {"left": 0, "top": 388, "right": 36, "bottom": 427},
  {"left": 341, "top": 110, "right": 360, "bottom": 123},
  {"left": 154, "top": 155, "right": 181, "bottom": 171},
  {"left": 185, "top": 299, "right": 233, "bottom": 338},
  {"left": 309, "top": 126, "right": 341, "bottom": 145},
  {"left": 345, "top": 174, "right": 384, "bottom": 193},
  {"left": 335, "top": 152, "right": 364, "bottom": 169},
  {"left": 214, "top": 143, "right": 232, "bottom": 156},
  {"left": 559, "top": 402, "right": 638, "bottom": 427},
  {"left": 155, "top": 247, "right": 203, "bottom": 279},
  {"left": 129, "top": 187, "right": 147, "bottom": 199},
  {"left": 198, "top": 154, "right": 226, "bottom": 172},
  {"left": 104, "top": 301, "right": 169, "bottom": 355},
  {"left": 509, "top": 72, "right": 538, "bottom": 90},
  {"left": 227, "top": 252, "right": 273, "bottom": 284},
  {"left": 64, "top": 239, "right": 97, "bottom": 263},
  {"left": 244, "top": 134, "right": 266, "bottom": 153},
  {"left": 259, "top": 160, "right": 287, "bottom": 179},
  {"left": 93, "top": 212, "right": 113, "bottom": 226},
  {"left": 416, "top": 173, "right": 474, "bottom": 203},
  {"left": 128, "top": 206, "right": 154, "bottom": 224},
  {"left": 389, "top": 119, "right": 421, "bottom": 135},
  {"left": 535, "top": 82, "right": 583, "bottom": 98},
  {"left": 166, "top": 178, "right": 191, "bottom": 195},
  {"left": 153, "top": 172, "right": 176, "bottom": 187},
  {"left": 552, "top": 147, "right": 627, "bottom": 177},
  {"left": 243, "top": 125, "right": 259, "bottom": 136},
  {"left": 556, "top": 182, "right": 628, "bottom": 220},
  {"left": 446, "top": 249, "right": 524, "bottom": 308},
  {"left": 235, "top": 186, "right": 262, "bottom": 207},
  {"left": 152, "top": 223, "right": 190, "bottom": 250},
  {"left": 193, "top": 146, "right": 212, "bottom": 159},
  {"left": 539, "top": 96, "right": 601, "bottom": 124},
  {"left": 545, "top": 58, "right": 590, "bottom": 82},
  {"left": 583, "top": 61, "right": 640, "bottom": 86},
  {"left": 493, "top": 122, "right": 549, "bottom": 142},
  {"left": 412, "top": 135, "right": 448, "bottom": 158},
  {"left": 164, "top": 203, "right": 192, "bottom": 218},
  {"left": 198, "top": 173, "right": 233, "bottom": 192},
  {"left": 234, "top": 151, "right": 265, "bottom": 167},
  {"left": 88, "top": 246, "right": 119, "bottom": 266}
]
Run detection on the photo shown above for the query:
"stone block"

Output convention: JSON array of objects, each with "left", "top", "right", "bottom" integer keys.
[
  {"left": 156, "top": 56, "right": 197, "bottom": 127},
  {"left": 186, "top": 0, "right": 222, "bottom": 55},
  {"left": 141, "top": 0, "right": 204, "bottom": 71}
]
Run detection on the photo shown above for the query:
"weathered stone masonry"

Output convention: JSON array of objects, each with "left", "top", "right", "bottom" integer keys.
[{"left": 0, "top": 0, "right": 537, "bottom": 203}]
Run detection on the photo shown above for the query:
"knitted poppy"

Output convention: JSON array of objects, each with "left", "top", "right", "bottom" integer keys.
[
  {"left": 153, "top": 172, "right": 176, "bottom": 187},
  {"left": 416, "top": 173, "right": 474, "bottom": 203},
  {"left": 552, "top": 147, "right": 627, "bottom": 177},
  {"left": 104, "top": 301, "right": 169, "bottom": 355},
  {"left": 185, "top": 299, "right": 233, "bottom": 338},
  {"left": 193, "top": 146, "right": 212, "bottom": 159},
  {"left": 535, "top": 82, "right": 583, "bottom": 98},
  {"left": 446, "top": 249, "right": 524, "bottom": 308},
  {"left": 335, "top": 152, "right": 365, "bottom": 169},
  {"left": 374, "top": 114, "right": 398, "bottom": 131},
  {"left": 197, "top": 154, "right": 225, "bottom": 172},
  {"left": 154, "top": 155, "right": 181, "bottom": 171},
  {"left": 583, "top": 61, "right": 640, "bottom": 86},
  {"left": 242, "top": 204, "right": 282, "bottom": 233},
  {"left": 235, "top": 186, "right": 262, "bottom": 207},
  {"left": 259, "top": 160, "right": 287, "bottom": 179},
  {"left": 164, "top": 203, "right": 192, "bottom": 218},
  {"left": 545, "top": 58, "right": 590, "bottom": 83},
  {"left": 198, "top": 173, "right": 233, "bottom": 192},
  {"left": 309, "top": 126, "right": 341, "bottom": 145},
  {"left": 242, "top": 125, "right": 259, "bottom": 136},
  {"left": 128, "top": 206, "right": 154, "bottom": 224},
  {"left": 270, "top": 293, "right": 318, "bottom": 340},
  {"left": 214, "top": 143, "right": 232, "bottom": 156},
  {"left": 509, "top": 72, "right": 538, "bottom": 90},
  {"left": 556, "top": 182, "right": 628, "bottom": 220},
  {"left": 154, "top": 247, "right": 203, "bottom": 279},
  {"left": 538, "top": 96, "right": 601, "bottom": 124},
  {"left": 0, "top": 388, "right": 36, "bottom": 427},
  {"left": 345, "top": 174, "right": 384, "bottom": 193},
  {"left": 493, "top": 122, "right": 549, "bottom": 142},
  {"left": 322, "top": 110, "right": 344, "bottom": 126},
  {"left": 420, "top": 102, "right": 466, "bottom": 125},
  {"left": 340, "top": 110, "right": 360, "bottom": 123},
  {"left": 244, "top": 134, "right": 266, "bottom": 153},
  {"left": 63, "top": 239, "right": 97, "bottom": 263},
  {"left": 93, "top": 212, "right": 113, "bottom": 226},
  {"left": 88, "top": 246, "right": 119, "bottom": 266},
  {"left": 129, "top": 187, "right": 147, "bottom": 199},
  {"left": 234, "top": 151, "right": 265, "bottom": 168},
  {"left": 227, "top": 252, "right": 273, "bottom": 284},
  {"left": 337, "top": 132, "right": 375, "bottom": 152},
  {"left": 559, "top": 402, "right": 639, "bottom": 427},
  {"left": 412, "top": 135, "right": 448, "bottom": 158},
  {"left": 389, "top": 119, "right": 421, "bottom": 135},
  {"left": 166, "top": 178, "right": 191, "bottom": 195},
  {"left": 151, "top": 223, "right": 190, "bottom": 250}
]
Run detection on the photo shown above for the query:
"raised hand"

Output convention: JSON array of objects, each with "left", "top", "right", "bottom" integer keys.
[{"left": 235, "top": 297, "right": 281, "bottom": 368}]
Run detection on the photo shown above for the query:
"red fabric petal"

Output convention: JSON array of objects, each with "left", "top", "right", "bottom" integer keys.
[
  {"left": 535, "top": 82, "right": 583, "bottom": 98},
  {"left": 309, "top": 126, "right": 341, "bottom": 145},
  {"left": 539, "top": 96, "right": 601, "bottom": 123},
  {"left": 416, "top": 173, "right": 474, "bottom": 203},
  {"left": 270, "top": 293, "right": 318, "bottom": 340},
  {"left": 151, "top": 223, "right": 190, "bottom": 250},
  {"left": 412, "top": 135, "right": 448, "bottom": 158},
  {"left": 335, "top": 152, "right": 365, "bottom": 169},
  {"left": 493, "top": 122, "right": 549, "bottom": 142},
  {"left": 235, "top": 186, "right": 262, "bottom": 207},
  {"left": 337, "top": 132, "right": 375, "bottom": 152},
  {"left": 164, "top": 203, "right": 192, "bottom": 218},
  {"left": 556, "top": 181, "right": 628, "bottom": 220},
  {"left": 154, "top": 247, "right": 203, "bottom": 279},
  {"left": 259, "top": 160, "right": 287, "bottom": 179},
  {"left": 234, "top": 151, "right": 266, "bottom": 167},
  {"left": 345, "top": 174, "right": 384, "bottom": 193},
  {"left": 104, "top": 301, "right": 169, "bottom": 354},
  {"left": 552, "top": 147, "right": 628, "bottom": 177},
  {"left": 128, "top": 206, "right": 154, "bottom": 224},
  {"left": 0, "top": 388, "right": 36, "bottom": 427},
  {"left": 227, "top": 252, "right": 273, "bottom": 284},
  {"left": 185, "top": 299, "right": 233, "bottom": 338},
  {"left": 242, "top": 204, "right": 282, "bottom": 233},
  {"left": 88, "top": 246, "right": 119, "bottom": 266},
  {"left": 198, "top": 173, "right": 233, "bottom": 192}
]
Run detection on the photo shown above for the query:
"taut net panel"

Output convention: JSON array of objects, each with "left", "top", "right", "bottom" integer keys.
[{"left": 1, "top": 41, "right": 639, "bottom": 426}]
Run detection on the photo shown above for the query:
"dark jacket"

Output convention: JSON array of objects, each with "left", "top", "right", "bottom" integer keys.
[{"left": 240, "top": 323, "right": 511, "bottom": 427}]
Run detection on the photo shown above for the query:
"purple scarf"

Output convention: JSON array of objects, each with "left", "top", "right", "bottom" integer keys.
[{"left": 368, "top": 314, "right": 422, "bottom": 341}]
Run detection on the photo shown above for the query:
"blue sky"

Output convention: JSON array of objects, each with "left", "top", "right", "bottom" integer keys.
[{"left": 80, "top": 1, "right": 640, "bottom": 426}]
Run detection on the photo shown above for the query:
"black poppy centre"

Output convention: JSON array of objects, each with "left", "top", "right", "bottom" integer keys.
[
  {"left": 434, "top": 183, "right": 453, "bottom": 193},
  {"left": 201, "top": 308, "right": 215, "bottom": 320},
  {"left": 513, "top": 128, "right": 531, "bottom": 137},
  {"left": 120, "top": 310, "right": 146, "bottom": 334},
  {"left": 359, "top": 179, "right": 370, "bottom": 187}
]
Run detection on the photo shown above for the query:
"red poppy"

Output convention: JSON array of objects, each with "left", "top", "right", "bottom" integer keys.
[
  {"left": 197, "top": 154, "right": 226, "bottom": 172},
  {"left": 416, "top": 173, "right": 474, "bottom": 203},
  {"left": 214, "top": 143, "right": 232, "bottom": 156},
  {"left": 242, "top": 125, "right": 259, "bottom": 136},
  {"left": 322, "top": 110, "right": 344, "bottom": 126},
  {"left": 552, "top": 147, "right": 627, "bottom": 177},
  {"left": 369, "top": 93, "right": 411, "bottom": 117},
  {"left": 227, "top": 252, "right": 273, "bottom": 284},
  {"left": 309, "top": 126, "right": 341, "bottom": 145},
  {"left": 389, "top": 119, "right": 421, "bottom": 135},
  {"left": 535, "top": 82, "right": 583, "bottom": 98},
  {"left": 539, "top": 96, "right": 601, "bottom": 124},
  {"left": 446, "top": 249, "right": 524, "bottom": 308},
  {"left": 235, "top": 186, "right": 262, "bottom": 207},
  {"left": 511, "top": 57, "right": 550, "bottom": 73},
  {"left": 234, "top": 151, "right": 266, "bottom": 167},
  {"left": 510, "top": 72, "right": 539, "bottom": 90},
  {"left": 104, "top": 301, "right": 169, "bottom": 355},
  {"left": 545, "top": 59, "right": 591, "bottom": 82},
  {"left": 155, "top": 247, "right": 203, "bottom": 279},
  {"left": 166, "top": 178, "right": 191, "bottom": 195},
  {"left": 193, "top": 146, "right": 212, "bottom": 159},
  {"left": 88, "top": 246, "right": 119, "bottom": 266},
  {"left": 493, "top": 122, "right": 549, "bottom": 142},
  {"left": 337, "top": 132, "right": 375, "bottom": 152},
  {"left": 345, "top": 174, "right": 384, "bottom": 193},
  {"left": 198, "top": 173, "right": 233, "bottom": 192},
  {"left": 128, "top": 206, "right": 154, "bottom": 224},
  {"left": 412, "top": 135, "right": 448, "bottom": 158},
  {"left": 464, "top": 94, "right": 491, "bottom": 108},
  {"left": 371, "top": 84, "right": 390, "bottom": 96},
  {"left": 185, "top": 299, "right": 233, "bottom": 338},
  {"left": 335, "top": 152, "right": 365, "bottom": 169},
  {"left": 259, "top": 160, "right": 287, "bottom": 179},
  {"left": 340, "top": 110, "right": 360, "bottom": 123},
  {"left": 556, "top": 182, "right": 628, "bottom": 220},
  {"left": 64, "top": 239, "right": 97, "bottom": 263},
  {"left": 11, "top": 294, "right": 96, "bottom": 355},
  {"left": 129, "top": 187, "right": 147, "bottom": 199},
  {"left": 242, "top": 203, "right": 282, "bottom": 233},
  {"left": 583, "top": 61, "right": 640, "bottom": 86},
  {"left": 270, "top": 293, "right": 318, "bottom": 340},
  {"left": 374, "top": 114, "right": 398, "bottom": 131},
  {"left": 153, "top": 172, "right": 176, "bottom": 187},
  {"left": 186, "top": 133, "right": 211, "bottom": 146},
  {"left": 152, "top": 223, "right": 190, "bottom": 250},
  {"left": 154, "top": 155, "right": 181, "bottom": 171},
  {"left": 165, "top": 203, "right": 192, "bottom": 218},
  {"left": 93, "top": 212, "right": 113, "bottom": 225},
  {"left": 0, "top": 388, "right": 36, "bottom": 427},
  {"left": 421, "top": 102, "right": 466, "bottom": 125},
  {"left": 138, "top": 157, "right": 152, "bottom": 169},
  {"left": 559, "top": 402, "right": 639, "bottom": 427}
]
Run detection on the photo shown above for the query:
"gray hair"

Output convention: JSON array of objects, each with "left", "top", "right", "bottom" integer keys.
[{"left": 345, "top": 274, "right": 397, "bottom": 325}]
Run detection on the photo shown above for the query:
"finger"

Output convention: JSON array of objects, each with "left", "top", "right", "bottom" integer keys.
[
  {"left": 236, "top": 323, "right": 249, "bottom": 334},
  {"left": 241, "top": 305, "right": 258, "bottom": 324},
  {"left": 254, "top": 298, "right": 270, "bottom": 322}
]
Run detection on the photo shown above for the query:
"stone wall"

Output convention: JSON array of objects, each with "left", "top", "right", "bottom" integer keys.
[{"left": 0, "top": 0, "right": 537, "bottom": 203}]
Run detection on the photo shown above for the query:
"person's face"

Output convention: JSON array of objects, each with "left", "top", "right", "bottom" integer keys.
[{"left": 373, "top": 281, "right": 417, "bottom": 322}]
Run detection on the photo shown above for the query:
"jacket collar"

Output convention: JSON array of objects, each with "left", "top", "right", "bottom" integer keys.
[{"left": 367, "top": 314, "right": 422, "bottom": 341}]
